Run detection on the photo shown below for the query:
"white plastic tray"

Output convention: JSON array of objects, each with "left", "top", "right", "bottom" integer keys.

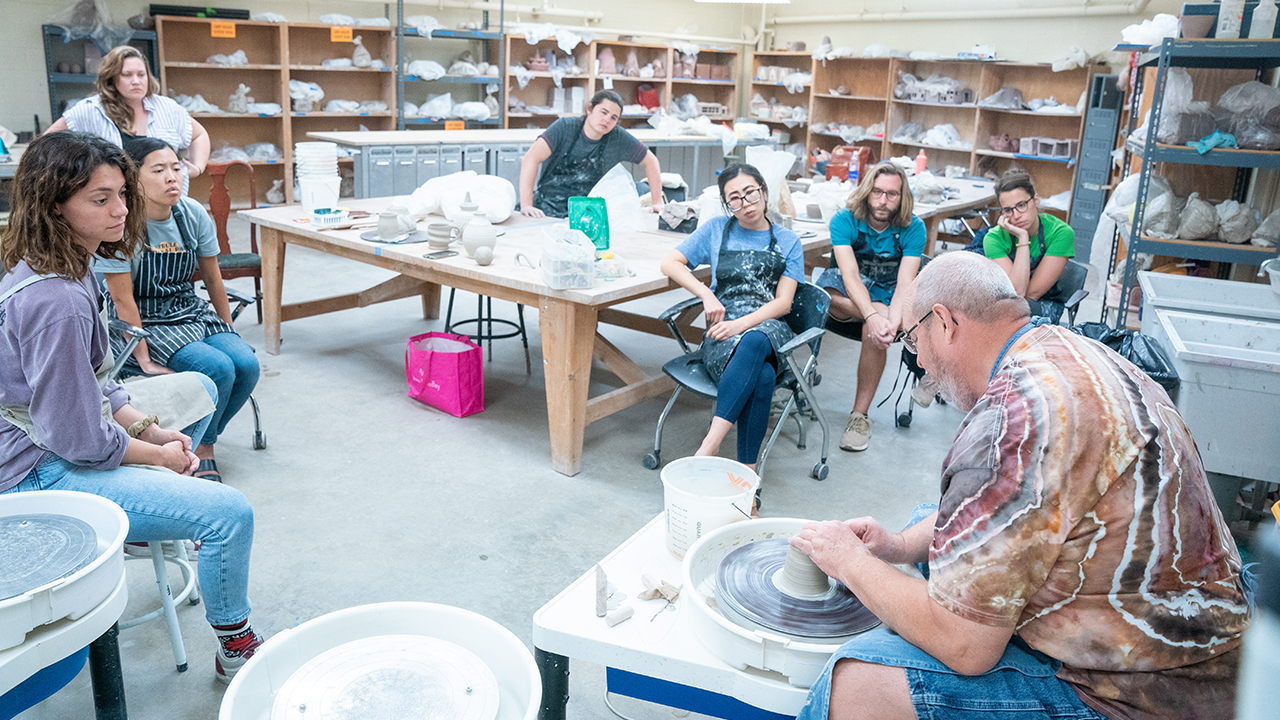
[{"left": 1138, "top": 271, "right": 1280, "bottom": 323}]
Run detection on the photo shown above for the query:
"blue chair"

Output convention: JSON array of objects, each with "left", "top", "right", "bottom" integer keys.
[{"left": 643, "top": 282, "right": 833, "bottom": 481}]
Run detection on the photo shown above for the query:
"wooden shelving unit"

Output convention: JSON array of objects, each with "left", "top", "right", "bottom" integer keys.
[
  {"left": 588, "top": 40, "right": 670, "bottom": 128},
  {"left": 503, "top": 34, "right": 592, "bottom": 129},
  {"left": 806, "top": 57, "right": 893, "bottom": 163},
  {"left": 748, "top": 50, "right": 814, "bottom": 146},
  {"left": 156, "top": 16, "right": 397, "bottom": 206}
]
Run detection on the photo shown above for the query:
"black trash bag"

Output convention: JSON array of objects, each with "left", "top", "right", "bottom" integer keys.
[{"left": 1071, "top": 322, "right": 1180, "bottom": 402}]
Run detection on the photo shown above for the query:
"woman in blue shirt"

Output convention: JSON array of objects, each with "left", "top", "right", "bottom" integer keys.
[{"left": 660, "top": 164, "right": 805, "bottom": 470}]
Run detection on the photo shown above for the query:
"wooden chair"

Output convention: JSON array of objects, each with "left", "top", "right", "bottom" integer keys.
[{"left": 202, "top": 161, "right": 263, "bottom": 323}]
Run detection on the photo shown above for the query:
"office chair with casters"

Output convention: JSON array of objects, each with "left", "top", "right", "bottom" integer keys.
[
  {"left": 203, "top": 160, "right": 263, "bottom": 323},
  {"left": 643, "top": 282, "right": 833, "bottom": 481}
]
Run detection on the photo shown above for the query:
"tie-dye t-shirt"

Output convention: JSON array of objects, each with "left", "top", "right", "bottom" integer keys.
[{"left": 928, "top": 325, "right": 1249, "bottom": 720}]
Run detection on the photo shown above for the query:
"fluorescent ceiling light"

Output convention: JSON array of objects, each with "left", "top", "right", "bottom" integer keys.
[{"left": 694, "top": 0, "right": 790, "bottom": 4}]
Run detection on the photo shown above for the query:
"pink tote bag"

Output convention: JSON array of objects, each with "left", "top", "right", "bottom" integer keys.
[{"left": 405, "top": 332, "right": 485, "bottom": 417}]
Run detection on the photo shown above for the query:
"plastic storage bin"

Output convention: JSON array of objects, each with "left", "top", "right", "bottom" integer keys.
[
  {"left": 1149, "top": 308, "right": 1280, "bottom": 482},
  {"left": 1138, "top": 271, "right": 1280, "bottom": 324},
  {"left": 540, "top": 225, "right": 594, "bottom": 290}
]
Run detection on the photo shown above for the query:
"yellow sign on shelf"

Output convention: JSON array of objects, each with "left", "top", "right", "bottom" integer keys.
[
  {"left": 330, "top": 26, "right": 353, "bottom": 42},
  {"left": 210, "top": 22, "right": 236, "bottom": 39},
  {"left": 445, "top": 121, "right": 465, "bottom": 131}
]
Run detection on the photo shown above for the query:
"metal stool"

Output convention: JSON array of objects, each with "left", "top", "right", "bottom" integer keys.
[
  {"left": 119, "top": 541, "right": 200, "bottom": 672},
  {"left": 444, "top": 289, "right": 532, "bottom": 374}
]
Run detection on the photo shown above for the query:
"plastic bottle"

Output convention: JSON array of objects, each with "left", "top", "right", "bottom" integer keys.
[
  {"left": 849, "top": 161, "right": 859, "bottom": 186},
  {"left": 1218, "top": 0, "right": 1246, "bottom": 39},
  {"left": 915, "top": 149, "right": 928, "bottom": 175},
  {"left": 1249, "top": 0, "right": 1278, "bottom": 39}
]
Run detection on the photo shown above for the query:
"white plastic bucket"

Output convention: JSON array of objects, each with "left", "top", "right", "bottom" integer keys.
[
  {"left": 661, "top": 457, "right": 759, "bottom": 558},
  {"left": 1262, "top": 258, "right": 1280, "bottom": 298},
  {"left": 298, "top": 176, "right": 340, "bottom": 213}
]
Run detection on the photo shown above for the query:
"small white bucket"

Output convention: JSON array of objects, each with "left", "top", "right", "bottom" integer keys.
[
  {"left": 1262, "top": 258, "right": 1280, "bottom": 298},
  {"left": 661, "top": 457, "right": 759, "bottom": 558},
  {"left": 298, "top": 176, "right": 340, "bottom": 214}
]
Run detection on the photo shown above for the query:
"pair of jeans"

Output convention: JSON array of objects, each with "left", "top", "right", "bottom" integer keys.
[
  {"left": 713, "top": 330, "right": 777, "bottom": 464},
  {"left": 167, "top": 332, "right": 260, "bottom": 447},
  {"left": 4, "top": 454, "right": 254, "bottom": 626},
  {"left": 795, "top": 503, "right": 1107, "bottom": 720}
]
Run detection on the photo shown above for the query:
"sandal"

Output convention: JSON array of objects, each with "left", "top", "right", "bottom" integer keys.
[{"left": 195, "top": 458, "right": 223, "bottom": 483}]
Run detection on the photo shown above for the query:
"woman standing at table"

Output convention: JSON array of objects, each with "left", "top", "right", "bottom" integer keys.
[
  {"left": 0, "top": 131, "right": 263, "bottom": 682},
  {"left": 46, "top": 45, "right": 210, "bottom": 195},
  {"left": 98, "top": 136, "right": 260, "bottom": 484},
  {"left": 659, "top": 164, "right": 804, "bottom": 470},
  {"left": 518, "top": 90, "right": 663, "bottom": 218}
]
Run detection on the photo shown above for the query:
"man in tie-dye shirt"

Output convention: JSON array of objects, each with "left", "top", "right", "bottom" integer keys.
[{"left": 792, "top": 252, "right": 1249, "bottom": 720}]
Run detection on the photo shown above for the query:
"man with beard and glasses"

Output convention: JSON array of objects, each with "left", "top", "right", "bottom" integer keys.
[
  {"left": 789, "top": 252, "right": 1250, "bottom": 720},
  {"left": 815, "top": 163, "right": 925, "bottom": 452}
]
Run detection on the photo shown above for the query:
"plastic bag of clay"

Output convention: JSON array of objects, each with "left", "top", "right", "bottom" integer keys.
[
  {"left": 1251, "top": 207, "right": 1280, "bottom": 247},
  {"left": 1216, "top": 200, "right": 1259, "bottom": 244},
  {"left": 783, "top": 72, "right": 813, "bottom": 94},
  {"left": 979, "top": 86, "right": 1024, "bottom": 109},
  {"left": 749, "top": 93, "right": 769, "bottom": 119},
  {"left": 1219, "top": 80, "right": 1280, "bottom": 116},
  {"left": 670, "top": 94, "right": 700, "bottom": 121},
  {"left": 51, "top": 0, "right": 133, "bottom": 52},
  {"left": 891, "top": 122, "right": 924, "bottom": 143},
  {"left": 624, "top": 49, "right": 640, "bottom": 77},
  {"left": 448, "top": 60, "right": 479, "bottom": 76},
  {"left": 355, "top": 17, "right": 389, "bottom": 26},
  {"left": 207, "top": 50, "right": 248, "bottom": 67},
  {"left": 409, "top": 170, "right": 476, "bottom": 216},
  {"left": 252, "top": 12, "right": 286, "bottom": 22},
  {"left": 1232, "top": 113, "right": 1280, "bottom": 150},
  {"left": 745, "top": 145, "right": 798, "bottom": 214},
  {"left": 246, "top": 102, "right": 281, "bottom": 115},
  {"left": 914, "top": 174, "right": 945, "bottom": 204},
  {"left": 289, "top": 80, "right": 325, "bottom": 103},
  {"left": 265, "top": 179, "right": 285, "bottom": 205},
  {"left": 402, "top": 101, "right": 419, "bottom": 117},
  {"left": 440, "top": 176, "right": 517, "bottom": 224},
  {"left": 406, "top": 60, "right": 446, "bottom": 81},
  {"left": 1143, "top": 190, "right": 1179, "bottom": 239},
  {"left": 357, "top": 100, "right": 388, "bottom": 114},
  {"left": 351, "top": 36, "right": 372, "bottom": 68},
  {"left": 1052, "top": 46, "right": 1089, "bottom": 73},
  {"left": 922, "top": 124, "right": 965, "bottom": 148},
  {"left": 406, "top": 15, "right": 443, "bottom": 38},
  {"left": 419, "top": 93, "right": 453, "bottom": 118},
  {"left": 208, "top": 143, "right": 250, "bottom": 163},
  {"left": 227, "top": 84, "right": 252, "bottom": 113},
  {"left": 452, "top": 101, "right": 491, "bottom": 122},
  {"left": 588, "top": 163, "right": 644, "bottom": 233},
  {"left": 893, "top": 72, "right": 919, "bottom": 99},
  {"left": 324, "top": 100, "right": 359, "bottom": 113},
  {"left": 1156, "top": 68, "right": 1195, "bottom": 144},
  {"left": 322, "top": 57, "right": 353, "bottom": 69},
  {"left": 245, "top": 142, "right": 282, "bottom": 161},
  {"left": 319, "top": 13, "right": 355, "bottom": 25},
  {"left": 1176, "top": 193, "right": 1217, "bottom": 240}
]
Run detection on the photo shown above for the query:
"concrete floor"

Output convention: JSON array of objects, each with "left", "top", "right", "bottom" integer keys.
[{"left": 19, "top": 217, "right": 1104, "bottom": 720}]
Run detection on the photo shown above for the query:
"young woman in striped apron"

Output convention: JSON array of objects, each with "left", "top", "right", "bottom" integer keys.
[
  {"left": 1, "top": 131, "right": 263, "bottom": 682},
  {"left": 98, "top": 137, "right": 260, "bottom": 484}
]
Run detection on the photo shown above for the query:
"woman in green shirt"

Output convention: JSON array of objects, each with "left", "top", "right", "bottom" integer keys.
[{"left": 983, "top": 170, "right": 1075, "bottom": 320}]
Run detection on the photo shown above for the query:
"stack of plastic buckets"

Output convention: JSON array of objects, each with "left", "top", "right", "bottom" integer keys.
[{"left": 294, "top": 141, "right": 340, "bottom": 212}]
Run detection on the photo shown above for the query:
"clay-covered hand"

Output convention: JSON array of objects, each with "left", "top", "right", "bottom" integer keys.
[
  {"left": 789, "top": 520, "right": 871, "bottom": 581},
  {"left": 520, "top": 205, "right": 545, "bottom": 218},
  {"left": 702, "top": 295, "right": 726, "bottom": 326},
  {"left": 864, "top": 312, "right": 896, "bottom": 350},
  {"left": 137, "top": 358, "right": 174, "bottom": 376},
  {"left": 707, "top": 317, "right": 750, "bottom": 341},
  {"left": 842, "top": 516, "right": 908, "bottom": 564},
  {"left": 998, "top": 215, "right": 1029, "bottom": 246}
]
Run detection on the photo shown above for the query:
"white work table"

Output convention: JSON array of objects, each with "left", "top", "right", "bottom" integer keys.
[{"left": 532, "top": 514, "right": 809, "bottom": 720}]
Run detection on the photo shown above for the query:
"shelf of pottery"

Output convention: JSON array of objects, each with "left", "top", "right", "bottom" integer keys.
[
  {"left": 804, "top": 57, "right": 893, "bottom": 165},
  {"left": 400, "top": 27, "right": 503, "bottom": 129},
  {"left": 504, "top": 35, "right": 739, "bottom": 129},
  {"left": 748, "top": 51, "right": 816, "bottom": 147},
  {"left": 156, "top": 16, "right": 396, "bottom": 206}
]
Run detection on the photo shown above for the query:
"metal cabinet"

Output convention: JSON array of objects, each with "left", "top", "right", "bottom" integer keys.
[
  {"left": 463, "top": 145, "right": 489, "bottom": 175},
  {"left": 393, "top": 146, "right": 418, "bottom": 195},
  {"left": 365, "top": 146, "right": 395, "bottom": 199},
  {"left": 492, "top": 144, "right": 523, "bottom": 190},
  {"left": 440, "top": 145, "right": 463, "bottom": 176},
  {"left": 416, "top": 146, "right": 440, "bottom": 186}
]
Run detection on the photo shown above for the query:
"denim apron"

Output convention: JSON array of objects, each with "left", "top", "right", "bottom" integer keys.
[
  {"left": 532, "top": 119, "right": 611, "bottom": 219},
  {"left": 701, "top": 218, "right": 795, "bottom": 382},
  {"left": 108, "top": 202, "right": 234, "bottom": 370},
  {"left": 840, "top": 224, "right": 904, "bottom": 301}
]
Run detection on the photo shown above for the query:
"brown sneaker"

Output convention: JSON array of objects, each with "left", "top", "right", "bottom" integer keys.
[{"left": 839, "top": 412, "right": 872, "bottom": 452}]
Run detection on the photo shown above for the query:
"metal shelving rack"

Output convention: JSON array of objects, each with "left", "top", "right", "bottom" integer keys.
[
  {"left": 1117, "top": 38, "right": 1280, "bottom": 328},
  {"left": 42, "top": 25, "right": 158, "bottom": 124},
  {"left": 394, "top": 0, "right": 505, "bottom": 130}
]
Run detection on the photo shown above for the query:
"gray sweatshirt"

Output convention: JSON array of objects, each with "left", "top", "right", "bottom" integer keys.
[{"left": 0, "top": 262, "right": 131, "bottom": 490}]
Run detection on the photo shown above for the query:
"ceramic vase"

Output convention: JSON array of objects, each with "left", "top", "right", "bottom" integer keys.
[{"left": 461, "top": 207, "right": 496, "bottom": 258}]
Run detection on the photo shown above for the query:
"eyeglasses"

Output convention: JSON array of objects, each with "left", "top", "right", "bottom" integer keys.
[
  {"left": 869, "top": 188, "right": 902, "bottom": 200},
  {"left": 725, "top": 187, "right": 763, "bottom": 212},
  {"left": 999, "top": 199, "right": 1032, "bottom": 217},
  {"left": 897, "top": 309, "right": 935, "bottom": 354}
]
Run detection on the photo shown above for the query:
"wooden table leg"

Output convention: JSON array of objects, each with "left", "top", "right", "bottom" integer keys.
[
  {"left": 422, "top": 282, "right": 441, "bottom": 320},
  {"left": 260, "top": 227, "right": 286, "bottom": 355},
  {"left": 540, "top": 298, "right": 597, "bottom": 476},
  {"left": 923, "top": 216, "right": 941, "bottom": 257}
]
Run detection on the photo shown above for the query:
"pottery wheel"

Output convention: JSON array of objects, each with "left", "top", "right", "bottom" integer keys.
[
  {"left": 715, "top": 538, "right": 880, "bottom": 639},
  {"left": 0, "top": 513, "right": 98, "bottom": 602},
  {"left": 270, "top": 635, "right": 499, "bottom": 720}
]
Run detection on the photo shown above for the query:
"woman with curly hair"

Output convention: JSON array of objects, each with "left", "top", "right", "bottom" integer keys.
[{"left": 0, "top": 131, "right": 263, "bottom": 683}]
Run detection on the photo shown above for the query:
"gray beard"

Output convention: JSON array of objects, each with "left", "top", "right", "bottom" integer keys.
[{"left": 933, "top": 358, "right": 980, "bottom": 412}]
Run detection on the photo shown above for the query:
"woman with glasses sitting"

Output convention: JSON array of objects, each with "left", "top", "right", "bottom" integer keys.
[
  {"left": 659, "top": 164, "right": 805, "bottom": 473},
  {"left": 983, "top": 170, "right": 1076, "bottom": 322}
]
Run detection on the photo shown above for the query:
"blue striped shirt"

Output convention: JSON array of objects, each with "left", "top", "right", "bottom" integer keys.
[{"left": 63, "top": 94, "right": 195, "bottom": 195}]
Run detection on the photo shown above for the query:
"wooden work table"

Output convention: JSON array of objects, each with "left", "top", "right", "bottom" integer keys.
[{"left": 239, "top": 201, "right": 829, "bottom": 476}]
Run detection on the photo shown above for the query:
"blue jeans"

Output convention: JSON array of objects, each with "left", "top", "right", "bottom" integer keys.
[
  {"left": 167, "top": 332, "right": 259, "bottom": 447},
  {"left": 178, "top": 373, "right": 217, "bottom": 445},
  {"left": 796, "top": 503, "right": 1107, "bottom": 720},
  {"left": 4, "top": 455, "right": 254, "bottom": 626}
]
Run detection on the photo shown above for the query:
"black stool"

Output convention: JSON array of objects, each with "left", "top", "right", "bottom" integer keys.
[{"left": 445, "top": 289, "right": 532, "bottom": 374}]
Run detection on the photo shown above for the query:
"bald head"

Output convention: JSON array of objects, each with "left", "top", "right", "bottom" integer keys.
[{"left": 909, "top": 252, "right": 1029, "bottom": 324}]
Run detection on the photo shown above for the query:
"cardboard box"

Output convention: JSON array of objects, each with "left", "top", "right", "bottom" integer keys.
[
  {"left": 696, "top": 63, "right": 713, "bottom": 79},
  {"left": 711, "top": 64, "right": 730, "bottom": 80}
]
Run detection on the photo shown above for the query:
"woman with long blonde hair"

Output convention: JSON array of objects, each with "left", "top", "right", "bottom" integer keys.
[{"left": 46, "top": 45, "right": 210, "bottom": 195}]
